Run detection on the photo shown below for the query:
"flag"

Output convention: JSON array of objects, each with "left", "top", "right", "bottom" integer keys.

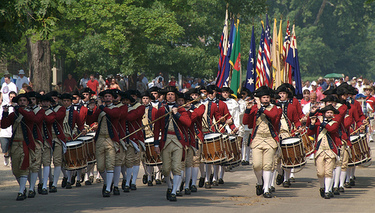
[
  {"left": 282, "top": 20, "right": 292, "bottom": 83},
  {"left": 216, "top": 8, "right": 229, "bottom": 88},
  {"left": 255, "top": 25, "right": 265, "bottom": 89},
  {"left": 222, "top": 19, "right": 235, "bottom": 87},
  {"left": 229, "top": 19, "right": 241, "bottom": 95},
  {"left": 262, "top": 15, "right": 272, "bottom": 88},
  {"left": 286, "top": 24, "right": 302, "bottom": 99},
  {"left": 245, "top": 26, "right": 256, "bottom": 92},
  {"left": 278, "top": 19, "right": 284, "bottom": 83},
  {"left": 271, "top": 18, "right": 281, "bottom": 88}
]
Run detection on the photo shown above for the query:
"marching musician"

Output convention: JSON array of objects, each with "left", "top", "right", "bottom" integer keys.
[
  {"left": 1, "top": 94, "right": 39, "bottom": 200},
  {"left": 122, "top": 91, "right": 145, "bottom": 192},
  {"left": 87, "top": 89, "right": 121, "bottom": 197},
  {"left": 47, "top": 91, "right": 67, "bottom": 193},
  {"left": 153, "top": 86, "right": 191, "bottom": 201},
  {"left": 149, "top": 86, "right": 165, "bottom": 109},
  {"left": 243, "top": 86, "right": 281, "bottom": 198},
  {"left": 237, "top": 87, "right": 253, "bottom": 166},
  {"left": 307, "top": 105, "right": 341, "bottom": 199},
  {"left": 80, "top": 88, "right": 95, "bottom": 107}
]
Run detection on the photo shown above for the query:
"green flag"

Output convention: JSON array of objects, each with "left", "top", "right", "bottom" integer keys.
[{"left": 229, "top": 19, "right": 241, "bottom": 96}]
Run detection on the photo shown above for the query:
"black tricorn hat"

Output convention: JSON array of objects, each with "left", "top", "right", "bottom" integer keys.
[
  {"left": 81, "top": 88, "right": 95, "bottom": 95},
  {"left": 207, "top": 85, "right": 222, "bottom": 93},
  {"left": 12, "top": 94, "right": 31, "bottom": 104},
  {"left": 141, "top": 91, "right": 155, "bottom": 101},
  {"left": 26, "top": 91, "right": 42, "bottom": 100},
  {"left": 254, "top": 86, "right": 274, "bottom": 98},
  {"left": 240, "top": 87, "right": 252, "bottom": 97},
  {"left": 99, "top": 89, "right": 118, "bottom": 99},
  {"left": 336, "top": 87, "right": 349, "bottom": 96},
  {"left": 60, "top": 93, "right": 75, "bottom": 100},
  {"left": 47, "top": 91, "right": 60, "bottom": 98},
  {"left": 221, "top": 87, "right": 234, "bottom": 94},
  {"left": 320, "top": 104, "right": 339, "bottom": 114},
  {"left": 276, "top": 85, "right": 293, "bottom": 98},
  {"left": 121, "top": 91, "right": 135, "bottom": 103},
  {"left": 160, "top": 86, "right": 178, "bottom": 95},
  {"left": 323, "top": 88, "right": 337, "bottom": 96},
  {"left": 148, "top": 86, "right": 160, "bottom": 93},
  {"left": 127, "top": 89, "right": 141, "bottom": 98},
  {"left": 40, "top": 95, "right": 54, "bottom": 102},
  {"left": 320, "top": 95, "right": 339, "bottom": 103},
  {"left": 281, "top": 83, "right": 296, "bottom": 96}
]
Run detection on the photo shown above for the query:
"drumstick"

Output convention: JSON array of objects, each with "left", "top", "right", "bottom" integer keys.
[
  {"left": 210, "top": 113, "right": 229, "bottom": 129},
  {"left": 219, "top": 123, "right": 228, "bottom": 132},
  {"left": 121, "top": 96, "right": 204, "bottom": 140},
  {"left": 73, "top": 125, "right": 95, "bottom": 140}
]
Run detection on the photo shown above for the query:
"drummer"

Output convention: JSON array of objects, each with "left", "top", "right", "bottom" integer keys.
[
  {"left": 275, "top": 85, "right": 303, "bottom": 188},
  {"left": 87, "top": 89, "right": 121, "bottom": 197},
  {"left": 140, "top": 91, "right": 158, "bottom": 186},
  {"left": 153, "top": 86, "right": 191, "bottom": 201},
  {"left": 307, "top": 105, "right": 341, "bottom": 199},
  {"left": 243, "top": 86, "right": 281, "bottom": 198}
]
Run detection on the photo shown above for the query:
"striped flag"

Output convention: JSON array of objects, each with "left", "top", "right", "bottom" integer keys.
[
  {"left": 262, "top": 15, "right": 272, "bottom": 88},
  {"left": 255, "top": 25, "right": 265, "bottom": 89},
  {"left": 282, "top": 20, "right": 292, "bottom": 83},
  {"left": 216, "top": 8, "right": 229, "bottom": 88},
  {"left": 245, "top": 26, "right": 256, "bottom": 92}
]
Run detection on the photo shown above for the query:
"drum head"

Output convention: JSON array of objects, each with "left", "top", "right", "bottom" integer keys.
[
  {"left": 86, "top": 132, "right": 96, "bottom": 137},
  {"left": 204, "top": 133, "right": 222, "bottom": 140},
  {"left": 77, "top": 136, "right": 93, "bottom": 141},
  {"left": 350, "top": 135, "right": 360, "bottom": 141},
  {"left": 281, "top": 137, "right": 300, "bottom": 145},
  {"left": 66, "top": 140, "right": 83, "bottom": 147},
  {"left": 145, "top": 137, "right": 154, "bottom": 143},
  {"left": 229, "top": 135, "right": 236, "bottom": 141},
  {"left": 359, "top": 134, "right": 366, "bottom": 138}
]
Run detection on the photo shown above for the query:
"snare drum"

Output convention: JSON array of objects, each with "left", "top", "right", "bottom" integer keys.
[
  {"left": 280, "top": 137, "right": 306, "bottom": 168},
  {"left": 348, "top": 135, "right": 368, "bottom": 166},
  {"left": 222, "top": 134, "right": 234, "bottom": 164},
  {"left": 223, "top": 135, "right": 241, "bottom": 166},
  {"left": 144, "top": 137, "right": 162, "bottom": 166},
  {"left": 359, "top": 134, "right": 371, "bottom": 163},
  {"left": 202, "top": 133, "right": 227, "bottom": 164},
  {"left": 300, "top": 132, "right": 315, "bottom": 156},
  {"left": 86, "top": 132, "right": 96, "bottom": 137},
  {"left": 64, "top": 140, "right": 87, "bottom": 170},
  {"left": 77, "top": 136, "right": 96, "bottom": 164}
]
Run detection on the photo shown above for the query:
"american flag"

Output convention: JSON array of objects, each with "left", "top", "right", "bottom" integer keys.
[
  {"left": 262, "top": 15, "right": 272, "bottom": 88},
  {"left": 256, "top": 25, "right": 265, "bottom": 89}
]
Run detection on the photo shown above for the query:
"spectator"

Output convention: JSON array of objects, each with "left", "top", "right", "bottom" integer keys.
[
  {"left": 79, "top": 73, "right": 89, "bottom": 89},
  {"left": 87, "top": 74, "right": 100, "bottom": 95},
  {"left": 116, "top": 74, "right": 126, "bottom": 91},
  {"left": 0, "top": 75, "right": 17, "bottom": 106},
  {"left": 344, "top": 76, "right": 350, "bottom": 83},
  {"left": 55, "top": 82, "right": 63, "bottom": 93},
  {"left": 318, "top": 77, "right": 328, "bottom": 91},
  {"left": 155, "top": 77, "right": 163, "bottom": 88},
  {"left": 18, "top": 83, "right": 29, "bottom": 94},
  {"left": 302, "top": 80, "right": 312, "bottom": 92},
  {"left": 15, "top": 69, "right": 29, "bottom": 91},
  {"left": 310, "top": 81, "right": 323, "bottom": 102},
  {"left": 136, "top": 76, "right": 147, "bottom": 93},
  {"left": 98, "top": 74, "right": 106, "bottom": 92},
  {"left": 109, "top": 78, "right": 121, "bottom": 90},
  {"left": 302, "top": 92, "right": 318, "bottom": 115},
  {"left": 182, "top": 78, "right": 191, "bottom": 89},
  {"left": 141, "top": 73, "right": 148, "bottom": 89},
  {"left": 0, "top": 91, "right": 16, "bottom": 166},
  {"left": 356, "top": 78, "right": 365, "bottom": 95},
  {"left": 168, "top": 76, "right": 177, "bottom": 87},
  {"left": 38, "top": 90, "right": 46, "bottom": 95},
  {"left": 301, "top": 89, "right": 310, "bottom": 107},
  {"left": 156, "top": 72, "right": 165, "bottom": 87},
  {"left": 64, "top": 73, "right": 78, "bottom": 93},
  {"left": 1, "top": 70, "right": 14, "bottom": 85},
  {"left": 148, "top": 79, "right": 155, "bottom": 88}
]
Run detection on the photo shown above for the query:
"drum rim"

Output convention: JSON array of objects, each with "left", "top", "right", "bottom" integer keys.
[{"left": 66, "top": 141, "right": 84, "bottom": 147}]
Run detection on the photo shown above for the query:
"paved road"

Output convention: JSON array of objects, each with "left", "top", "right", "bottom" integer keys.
[{"left": 0, "top": 142, "right": 375, "bottom": 213}]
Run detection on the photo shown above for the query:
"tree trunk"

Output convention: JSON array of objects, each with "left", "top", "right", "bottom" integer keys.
[
  {"left": 128, "top": 73, "right": 138, "bottom": 90},
  {"left": 27, "top": 37, "right": 52, "bottom": 92}
]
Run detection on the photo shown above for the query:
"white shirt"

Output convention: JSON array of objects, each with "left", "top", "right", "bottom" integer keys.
[
  {"left": 356, "top": 84, "right": 364, "bottom": 95},
  {"left": 80, "top": 78, "right": 89, "bottom": 88},
  {"left": 16, "top": 76, "right": 29, "bottom": 91},
  {"left": 0, "top": 106, "right": 14, "bottom": 138},
  {"left": 1, "top": 82, "right": 17, "bottom": 106},
  {"left": 223, "top": 98, "right": 240, "bottom": 134}
]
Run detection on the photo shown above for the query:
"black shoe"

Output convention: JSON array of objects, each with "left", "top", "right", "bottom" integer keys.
[
  {"left": 130, "top": 184, "right": 137, "bottom": 190},
  {"left": 241, "top": 160, "right": 246, "bottom": 165},
  {"left": 71, "top": 175, "right": 76, "bottom": 185},
  {"left": 41, "top": 188, "right": 48, "bottom": 195},
  {"left": 37, "top": 183, "right": 43, "bottom": 194},
  {"left": 180, "top": 181, "right": 185, "bottom": 192},
  {"left": 85, "top": 180, "right": 92, "bottom": 186},
  {"left": 185, "top": 188, "right": 191, "bottom": 195},
  {"left": 66, "top": 182, "right": 72, "bottom": 189},
  {"left": 276, "top": 174, "right": 283, "bottom": 185},
  {"left": 123, "top": 186, "right": 130, "bottom": 192},
  {"left": 110, "top": 183, "right": 114, "bottom": 192},
  {"left": 205, "top": 182, "right": 211, "bottom": 189},
  {"left": 329, "top": 191, "right": 334, "bottom": 198},
  {"left": 190, "top": 185, "right": 197, "bottom": 192},
  {"left": 212, "top": 180, "right": 219, "bottom": 186},
  {"left": 166, "top": 188, "right": 172, "bottom": 200},
  {"left": 148, "top": 180, "right": 153, "bottom": 186},
  {"left": 16, "top": 193, "right": 26, "bottom": 201},
  {"left": 169, "top": 193, "right": 177, "bottom": 201},
  {"left": 344, "top": 182, "right": 352, "bottom": 188},
  {"left": 198, "top": 177, "right": 205, "bottom": 188},
  {"left": 176, "top": 190, "right": 183, "bottom": 197},
  {"left": 256, "top": 185, "right": 264, "bottom": 196},
  {"left": 289, "top": 177, "right": 296, "bottom": 183},
  {"left": 333, "top": 187, "right": 340, "bottom": 195},
  {"left": 155, "top": 179, "right": 162, "bottom": 185},
  {"left": 244, "top": 161, "right": 250, "bottom": 165},
  {"left": 349, "top": 178, "right": 355, "bottom": 186},
  {"left": 339, "top": 187, "right": 345, "bottom": 192},
  {"left": 89, "top": 176, "right": 94, "bottom": 183},
  {"left": 61, "top": 177, "right": 68, "bottom": 188},
  {"left": 263, "top": 192, "right": 272, "bottom": 198},
  {"left": 81, "top": 173, "right": 85, "bottom": 183},
  {"left": 209, "top": 174, "right": 213, "bottom": 184},
  {"left": 270, "top": 186, "right": 275, "bottom": 192},
  {"left": 122, "top": 179, "right": 126, "bottom": 190},
  {"left": 76, "top": 182, "right": 81, "bottom": 187},
  {"left": 28, "top": 190, "right": 36, "bottom": 198},
  {"left": 103, "top": 190, "right": 111, "bottom": 197},
  {"left": 283, "top": 181, "right": 291, "bottom": 188},
  {"left": 102, "top": 185, "right": 106, "bottom": 196},
  {"left": 113, "top": 187, "right": 120, "bottom": 195},
  {"left": 49, "top": 181, "right": 53, "bottom": 189},
  {"left": 49, "top": 186, "right": 57, "bottom": 193},
  {"left": 142, "top": 174, "right": 147, "bottom": 184},
  {"left": 319, "top": 188, "right": 325, "bottom": 198},
  {"left": 218, "top": 178, "right": 224, "bottom": 184},
  {"left": 324, "top": 192, "right": 330, "bottom": 199}
]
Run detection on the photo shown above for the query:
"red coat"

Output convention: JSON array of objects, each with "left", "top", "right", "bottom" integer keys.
[
  {"left": 43, "top": 109, "right": 57, "bottom": 146},
  {"left": 52, "top": 105, "right": 67, "bottom": 142},
  {"left": 203, "top": 101, "right": 221, "bottom": 133},
  {"left": 291, "top": 97, "right": 304, "bottom": 119},
  {"left": 125, "top": 103, "right": 145, "bottom": 143},
  {"left": 31, "top": 107, "right": 46, "bottom": 143},
  {"left": 243, "top": 104, "right": 281, "bottom": 144},
  {"left": 87, "top": 105, "right": 121, "bottom": 142},
  {"left": 74, "top": 104, "right": 88, "bottom": 125},
  {"left": 154, "top": 105, "right": 191, "bottom": 149},
  {"left": 214, "top": 99, "right": 236, "bottom": 131},
  {"left": 118, "top": 104, "right": 129, "bottom": 138},
  {"left": 141, "top": 104, "right": 158, "bottom": 138},
  {"left": 307, "top": 118, "right": 342, "bottom": 155},
  {"left": 191, "top": 104, "right": 205, "bottom": 143},
  {"left": 276, "top": 100, "right": 302, "bottom": 132},
  {"left": 65, "top": 106, "right": 85, "bottom": 140}
]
